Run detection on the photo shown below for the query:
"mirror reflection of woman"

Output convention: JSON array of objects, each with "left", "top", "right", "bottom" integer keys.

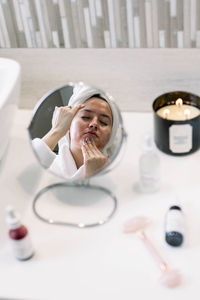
[{"left": 32, "top": 83, "right": 119, "bottom": 180}]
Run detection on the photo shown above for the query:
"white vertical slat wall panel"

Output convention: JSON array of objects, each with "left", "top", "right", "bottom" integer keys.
[
  {"left": 0, "top": 0, "right": 200, "bottom": 48},
  {"left": 126, "top": 0, "right": 135, "bottom": 47},
  {"left": 145, "top": 0, "right": 153, "bottom": 47}
]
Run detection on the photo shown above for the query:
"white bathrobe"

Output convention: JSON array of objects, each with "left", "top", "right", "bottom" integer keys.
[{"left": 32, "top": 137, "right": 85, "bottom": 180}]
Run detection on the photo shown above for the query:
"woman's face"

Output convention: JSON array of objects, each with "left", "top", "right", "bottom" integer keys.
[{"left": 69, "top": 97, "right": 113, "bottom": 151}]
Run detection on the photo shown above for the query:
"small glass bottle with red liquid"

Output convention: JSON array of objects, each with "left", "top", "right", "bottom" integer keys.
[{"left": 6, "top": 206, "right": 34, "bottom": 260}]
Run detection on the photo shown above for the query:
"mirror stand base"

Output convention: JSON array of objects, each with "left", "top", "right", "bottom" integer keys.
[{"left": 32, "top": 182, "right": 118, "bottom": 228}]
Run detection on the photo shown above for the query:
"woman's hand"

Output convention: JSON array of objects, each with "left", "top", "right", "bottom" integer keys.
[
  {"left": 52, "top": 104, "right": 84, "bottom": 138},
  {"left": 43, "top": 104, "right": 84, "bottom": 151},
  {"left": 81, "top": 138, "right": 108, "bottom": 178}
]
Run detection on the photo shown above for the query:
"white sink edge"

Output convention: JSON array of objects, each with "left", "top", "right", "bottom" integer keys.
[{"left": 0, "top": 58, "right": 21, "bottom": 109}]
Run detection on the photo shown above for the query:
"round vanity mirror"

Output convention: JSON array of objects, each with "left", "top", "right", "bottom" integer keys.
[{"left": 28, "top": 82, "right": 126, "bottom": 227}]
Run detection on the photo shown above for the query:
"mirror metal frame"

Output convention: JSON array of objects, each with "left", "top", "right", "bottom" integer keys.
[
  {"left": 32, "top": 182, "right": 118, "bottom": 228},
  {"left": 28, "top": 82, "right": 127, "bottom": 181}
]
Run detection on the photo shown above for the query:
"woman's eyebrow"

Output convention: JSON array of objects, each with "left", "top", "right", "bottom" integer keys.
[{"left": 82, "top": 109, "right": 111, "bottom": 121}]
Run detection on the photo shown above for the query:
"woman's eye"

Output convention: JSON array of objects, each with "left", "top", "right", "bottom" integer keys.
[
  {"left": 81, "top": 116, "right": 90, "bottom": 120},
  {"left": 100, "top": 120, "right": 108, "bottom": 126}
]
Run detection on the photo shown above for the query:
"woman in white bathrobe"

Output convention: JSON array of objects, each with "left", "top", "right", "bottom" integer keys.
[{"left": 32, "top": 83, "right": 119, "bottom": 180}]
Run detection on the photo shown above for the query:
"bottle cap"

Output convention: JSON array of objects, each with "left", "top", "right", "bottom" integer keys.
[
  {"left": 5, "top": 206, "right": 21, "bottom": 229},
  {"left": 169, "top": 205, "right": 182, "bottom": 211}
]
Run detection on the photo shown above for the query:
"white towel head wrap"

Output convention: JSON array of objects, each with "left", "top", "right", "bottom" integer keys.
[{"left": 58, "top": 82, "right": 119, "bottom": 157}]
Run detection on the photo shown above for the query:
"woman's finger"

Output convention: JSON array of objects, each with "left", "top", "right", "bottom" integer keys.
[
  {"left": 81, "top": 144, "right": 88, "bottom": 161},
  {"left": 81, "top": 142, "right": 93, "bottom": 161},
  {"left": 85, "top": 139, "right": 99, "bottom": 156},
  {"left": 90, "top": 139, "right": 102, "bottom": 154},
  {"left": 85, "top": 141, "right": 96, "bottom": 157},
  {"left": 87, "top": 138, "right": 107, "bottom": 158},
  {"left": 70, "top": 104, "right": 84, "bottom": 116}
]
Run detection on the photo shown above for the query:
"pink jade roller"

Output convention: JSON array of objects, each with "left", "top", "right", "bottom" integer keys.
[{"left": 123, "top": 216, "right": 182, "bottom": 288}]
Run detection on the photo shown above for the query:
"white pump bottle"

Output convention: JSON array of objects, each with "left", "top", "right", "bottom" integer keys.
[{"left": 138, "top": 135, "right": 161, "bottom": 193}]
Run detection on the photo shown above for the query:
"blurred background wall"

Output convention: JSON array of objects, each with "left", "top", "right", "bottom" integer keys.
[
  {"left": 0, "top": 0, "right": 199, "bottom": 49},
  {"left": 1, "top": 0, "right": 200, "bottom": 111}
]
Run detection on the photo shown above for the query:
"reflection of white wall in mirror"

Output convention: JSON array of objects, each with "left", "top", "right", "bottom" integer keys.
[
  {"left": 156, "top": 98, "right": 200, "bottom": 121},
  {"left": 31, "top": 83, "right": 123, "bottom": 181}
]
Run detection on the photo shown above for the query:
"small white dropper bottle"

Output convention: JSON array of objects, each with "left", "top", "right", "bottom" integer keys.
[
  {"left": 6, "top": 206, "right": 34, "bottom": 260},
  {"left": 138, "top": 134, "right": 161, "bottom": 193}
]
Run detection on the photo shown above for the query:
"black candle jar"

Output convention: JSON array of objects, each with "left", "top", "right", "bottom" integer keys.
[{"left": 152, "top": 91, "right": 200, "bottom": 156}]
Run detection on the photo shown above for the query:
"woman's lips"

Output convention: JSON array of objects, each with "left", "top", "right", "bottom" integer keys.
[{"left": 85, "top": 132, "right": 97, "bottom": 137}]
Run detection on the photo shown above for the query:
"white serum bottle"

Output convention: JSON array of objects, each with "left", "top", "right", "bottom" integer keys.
[{"left": 138, "top": 135, "right": 161, "bottom": 193}]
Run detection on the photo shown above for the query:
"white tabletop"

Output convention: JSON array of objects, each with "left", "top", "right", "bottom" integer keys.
[{"left": 0, "top": 109, "right": 200, "bottom": 300}]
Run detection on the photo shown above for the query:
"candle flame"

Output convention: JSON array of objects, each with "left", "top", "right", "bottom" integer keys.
[
  {"left": 184, "top": 109, "right": 190, "bottom": 120},
  {"left": 163, "top": 109, "right": 170, "bottom": 119},
  {"left": 176, "top": 98, "right": 183, "bottom": 107}
]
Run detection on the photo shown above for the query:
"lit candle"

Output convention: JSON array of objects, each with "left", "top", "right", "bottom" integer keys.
[
  {"left": 184, "top": 109, "right": 190, "bottom": 120},
  {"left": 176, "top": 98, "right": 183, "bottom": 107},
  {"left": 163, "top": 109, "right": 170, "bottom": 119},
  {"left": 153, "top": 91, "right": 200, "bottom": 156},
  {"left": 156, "top": 98, "right": 200, "bottom": 121}
]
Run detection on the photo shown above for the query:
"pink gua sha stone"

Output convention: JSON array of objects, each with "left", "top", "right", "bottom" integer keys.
[{"left": 123, "top": 216, "right": 182, "bottom": 288}]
